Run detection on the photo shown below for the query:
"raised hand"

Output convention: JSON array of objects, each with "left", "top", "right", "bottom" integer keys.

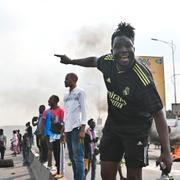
[{"left": 54, "top": 54, "right": 72, "bottom": 64}]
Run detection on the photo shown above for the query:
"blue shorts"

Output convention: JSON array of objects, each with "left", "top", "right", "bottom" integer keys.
[{"left": 99, "top": 133, "right": 149, "bottom": 168}]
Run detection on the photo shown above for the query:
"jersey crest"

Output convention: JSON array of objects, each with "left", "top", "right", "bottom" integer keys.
[
  {"left": 106, "top": 77, "right": 111, "bottom": 83},
  {"left": 122, "top": 86, "right": 130, "bottom": 96}
]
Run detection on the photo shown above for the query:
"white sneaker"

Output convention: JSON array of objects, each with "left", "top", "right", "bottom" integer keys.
[
  {"left": 47, "top": 166, "right": 53, "bottom": 170},
  {"left": 43, "top": 162, "right": 48, "bottom": 167},
  {"left": 169, "top": 175, "right": 174, "bottom": 180},
  {"left": 52, "top": 166, "right": 57, "bottom": 171},
  {"left": 161, "top": 175, "right": 169, "bottom": 180},
  {"left": 156, "top": 175, "right": 169, "bottom": 180}
]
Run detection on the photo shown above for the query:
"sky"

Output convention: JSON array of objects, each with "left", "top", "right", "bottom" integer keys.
[{"left": 0, "top": 0, "right": 180, "bottom": 126}]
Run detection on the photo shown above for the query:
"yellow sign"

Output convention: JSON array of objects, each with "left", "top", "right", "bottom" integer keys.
[{"left": 136, "top": 56, "right": 166, "bottom": 107}]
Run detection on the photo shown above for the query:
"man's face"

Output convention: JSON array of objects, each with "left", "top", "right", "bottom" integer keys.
[
  {"left": 64, "top": 75, "right": 73, "bottom": 87},
  {"left": 39, "top": 106, "right": 45, "bottom": 114},
  {"left": 48, "top": 96, "right": 55, "bottom": 107},
  {"left": 111, "top": 36, "right": 135, "bottom": 69},
  {"left": 90, "top": 121, "right": 96, "bottom": 129}
]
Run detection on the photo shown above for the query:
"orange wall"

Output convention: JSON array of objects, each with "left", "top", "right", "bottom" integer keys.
[{"left": 137, "top": 56, "right": 166, "bottom": 107}]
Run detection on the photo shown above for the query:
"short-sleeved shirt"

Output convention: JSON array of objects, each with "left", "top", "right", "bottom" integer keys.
[
  {"left": 43, "top": 107, "right": 64, "bottom": 136},
  {"left": 97, "top": 54, "right": 163, "bottom": 138}
]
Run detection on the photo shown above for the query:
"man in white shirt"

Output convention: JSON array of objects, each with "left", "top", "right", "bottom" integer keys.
[{"left": 63, "top": 73, "right": 86, "bottom": 180}]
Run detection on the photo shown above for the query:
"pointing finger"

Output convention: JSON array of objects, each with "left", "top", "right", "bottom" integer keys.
[{"left": 54, "top": 54, "right": 64, "bottom": 58}]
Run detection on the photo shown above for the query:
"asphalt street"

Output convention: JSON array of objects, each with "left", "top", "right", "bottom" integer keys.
[
  {"left": 64, "top": 145, "right": 180, "bottom": 180},
  {"left": 1, "top": 144, "right": 179, "bottom": 180}
]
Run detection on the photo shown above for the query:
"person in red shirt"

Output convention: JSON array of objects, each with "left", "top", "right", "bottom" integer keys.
[{"left": 45, "top": 95, "right": 64, "bottom": 178}]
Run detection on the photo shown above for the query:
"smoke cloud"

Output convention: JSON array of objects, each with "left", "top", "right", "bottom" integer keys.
[
  {"left": 64, "top": 24, "right": 112, "bottom": 123},
  {"left": 0, "top": 24, "right": 112, "bottom": 126}
]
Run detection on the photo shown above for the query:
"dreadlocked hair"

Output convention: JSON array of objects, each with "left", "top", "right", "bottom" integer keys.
[{"left": 111, "top": 22, "right": 135, "bottom": 46}]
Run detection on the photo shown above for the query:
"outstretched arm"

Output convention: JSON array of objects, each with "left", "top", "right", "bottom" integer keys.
[
  {"left": 153, "top": 110, "right": 172, "bottom": 173},
  {"left": 54, "top": 54, "right": 98, "bottom": 67}
]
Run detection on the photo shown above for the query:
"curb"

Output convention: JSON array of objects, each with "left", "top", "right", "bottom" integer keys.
[
  {"left": 30, "top": 150, "right": 67, "bottom": 180},
  {"left": 29, "top": 151, "right": 54, "bottom": 180}
]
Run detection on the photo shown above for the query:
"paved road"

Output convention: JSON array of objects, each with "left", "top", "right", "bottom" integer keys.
[
  {"left": 0, "top": 150, "right": 35, "bottom": 180},
  {"left": 64, "top": 145, "right": 180, "bottom": 180},
  {"left": 64, "top": 160, "right": 180, "bottom": 180},
  {"left": 1, "top": 145, "right": 179, "bottom": 180}
]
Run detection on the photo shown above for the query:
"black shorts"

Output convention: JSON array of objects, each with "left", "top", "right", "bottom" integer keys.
[{"left": 99, "top": 133, "right": 149, "bottom": 168}]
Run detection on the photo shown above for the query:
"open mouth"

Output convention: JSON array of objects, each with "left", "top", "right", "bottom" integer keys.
[{"left": 120, "top": 56, "right": 129, "bottom": 65}]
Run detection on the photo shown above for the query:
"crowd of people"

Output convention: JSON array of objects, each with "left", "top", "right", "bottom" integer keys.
[
  {"left": 32, "top": 101, "right": 100, "bottom": 180},
  {"left": 9, "top": 123, "right": 33, "bottom": 166},
  {"left": 1, "top": 21, "right": 173, "bottom": 180},
  {"left": 30, "top": 73, "right": 101, "bottom": 179},
  {"left": 30, "top": 22, "right": 172, "bottom": 180},
  {"left": 54, "top": 21, "right": 172, "bottom": 180},
  {"left": 0, "top": 124, "right": 33, "bottom": 165}
]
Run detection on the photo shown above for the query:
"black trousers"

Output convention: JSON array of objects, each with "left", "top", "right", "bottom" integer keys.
[
  {"left": 53, "top": 139, "right": 60, "bottom": 174},
  {"left": 0, "top": 147, "right": 5, "bottom": 159},
  {"left": 39, "top": 136, "right": 48, "bottom": 163}
]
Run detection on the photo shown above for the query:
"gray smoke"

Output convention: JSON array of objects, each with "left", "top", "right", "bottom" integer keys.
[
  {"left": 150, "top": 120, "right": 180, "bottom": 145},
  {"left": 65, "top": 24, "right": 112, "bottom": 122},
  {"left": 0, "top": 24, "right": 113, "bottom": 126},
  {"left": 74, "top": 24, "right": 112, "bottom": 57}
]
